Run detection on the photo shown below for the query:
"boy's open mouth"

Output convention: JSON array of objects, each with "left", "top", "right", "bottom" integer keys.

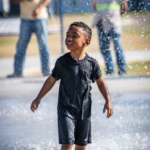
[{"left": 66, "top": 43, "right": 73, "bottom": 46}]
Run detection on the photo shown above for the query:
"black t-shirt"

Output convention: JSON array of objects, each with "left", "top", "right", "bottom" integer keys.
[{"left": 51, "top": 53, "right": 102, "bottom": 120}]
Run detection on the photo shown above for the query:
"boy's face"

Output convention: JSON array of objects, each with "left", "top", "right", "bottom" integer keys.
[{"left": 65, "top": 26, "right": 90, "bottom": 51}]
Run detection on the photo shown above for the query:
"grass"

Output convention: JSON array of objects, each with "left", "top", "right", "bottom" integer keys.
[
  {"left": 127, "top": 61, "right": 150, "bottom": 76},
  {"left": 0, "top": 12, "right": 150, "bottom": 58},
  {"left": 100, "top": 61, "right": 150, "bottom": 76}
]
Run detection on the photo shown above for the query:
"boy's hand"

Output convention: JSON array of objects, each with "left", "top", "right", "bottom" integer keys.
[
  {"left": 30, "top": 76, "right": 56, "bottom": 113},
  {"left": 30, "top": 98, "right": 41, "bottom": 112},
  {"left": 103, "top": 102, "right": 113, "bottom": 118},
  {"left": 96, "top": 77, "right": 113, "bottom": 119}
]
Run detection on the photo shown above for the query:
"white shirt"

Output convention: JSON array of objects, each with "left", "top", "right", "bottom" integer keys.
[
  {"left": 91, "top": 0, "right": 124, "bottom": 34},
  {"left": 20, "top": 0, "right": 48, "bottom": 20}
]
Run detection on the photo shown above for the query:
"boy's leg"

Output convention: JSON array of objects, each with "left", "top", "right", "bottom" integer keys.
[
  {"left": 58, "top": 116, "right": 75, "bottom": 145},
  {"left": 74, "top": 118, "right": 91, "bottom": 147},
  {"left": 75, "top": 145, "right": 86, "bottom": 150},
  {"left": 58, "top": 116, "right": 90, "bottom": 149},
  {"left": 61, "top": 144, "right": 73, "bottom": 150},
  {"left": 61, "top": 144, "right": 86, "bottom": 150}
]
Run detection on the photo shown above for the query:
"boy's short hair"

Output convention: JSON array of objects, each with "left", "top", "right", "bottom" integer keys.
[{"left": 69, "top": 22, "right": 92, "bottom": 40}]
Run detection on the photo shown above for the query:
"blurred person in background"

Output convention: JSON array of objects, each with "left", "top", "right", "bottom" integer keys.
[
  {"left": 8, "top": 0, "right": 51, "bottom": 78},
  {"left": 92, "top": 0, "right": 128, "bottom": 75}
]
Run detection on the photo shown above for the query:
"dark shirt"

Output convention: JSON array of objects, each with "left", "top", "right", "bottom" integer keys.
[{"left": 51, "top": 53, "right": 102, "bottom": 120}]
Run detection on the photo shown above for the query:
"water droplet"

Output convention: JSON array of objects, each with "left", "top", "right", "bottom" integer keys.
[
  {"left": 128, "top": 66, "right": 132, "bottom": 69},
  {"left": 136, "top": 133, "right": 140, "bottom": 139},
  {"left": 144, "top": 66, "right": 147, "bottom": 70}
]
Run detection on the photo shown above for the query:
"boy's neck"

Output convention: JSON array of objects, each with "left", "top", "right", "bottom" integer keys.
[{"left": 70, "top": 50, "right": 86, "bottom": 61}]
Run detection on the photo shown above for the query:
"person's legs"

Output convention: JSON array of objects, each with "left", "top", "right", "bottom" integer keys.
[
  {"left": 61, "top": 144, "right": 73, "bottom": 150},
  {"left": 14, "top": 19, "right": 32, "bottom": 75},
  {"left": 74, "top": 118, "right": 91, "bottom": 146},
  {"left": 58, "top": 116, "right": 90, "bottom": 150},
  {"left": 97, "top": 23, "right": 114, "bottom": 75},
  {"left": 58, "top": 116, "right": 75, "bottom": 145},
  {"left": 61, "top": 144, "right": 86, "bottom": 150},
  {"left": 75, "top": 145, "right": 86, "bottom": 150},
  {"left": 111, "top": 32, "right": 126, "bottom": 75},
  {"left": 33, "top": 19, "right": 50, "bottom": 75}
]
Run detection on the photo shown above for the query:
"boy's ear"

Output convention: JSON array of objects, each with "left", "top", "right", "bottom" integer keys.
[{"left": 84, "top": 39, "right": 91, "bottom": 46}]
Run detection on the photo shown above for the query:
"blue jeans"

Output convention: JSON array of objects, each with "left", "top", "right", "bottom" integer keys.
[
  {"left": 97, "top": 24, "right": 126, "bottom": 75},
  {"left": 14, "top": 19, "right": 50, "bottom": 75}
]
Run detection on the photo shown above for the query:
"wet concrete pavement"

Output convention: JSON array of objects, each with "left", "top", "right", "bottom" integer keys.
[{"left": 0, "top": 76, "right": 150, "bottom": 150}]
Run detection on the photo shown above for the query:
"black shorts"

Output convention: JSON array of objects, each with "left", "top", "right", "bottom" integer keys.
[{"left": 58, "top": 115, "right": 92, "bottom": 146}]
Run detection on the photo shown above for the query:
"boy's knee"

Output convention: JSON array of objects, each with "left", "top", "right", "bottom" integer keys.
[
  {"left": 75, "top": 144, "right": 86, "bottom": 150},
  {"left": 61, "top": 144, "right": 73, "bottom": 150}
]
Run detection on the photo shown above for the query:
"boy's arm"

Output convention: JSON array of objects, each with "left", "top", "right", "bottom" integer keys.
[
  {"left": 96, "top": 77, "right": 113, "bottom": 118},
  {"left": 31, "top": 75, "right": 56, "bottom": 112}
]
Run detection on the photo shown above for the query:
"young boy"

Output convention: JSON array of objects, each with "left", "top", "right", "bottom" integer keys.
[{"left": 31, "top": 22, "right": 113, "bottom": 150}]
